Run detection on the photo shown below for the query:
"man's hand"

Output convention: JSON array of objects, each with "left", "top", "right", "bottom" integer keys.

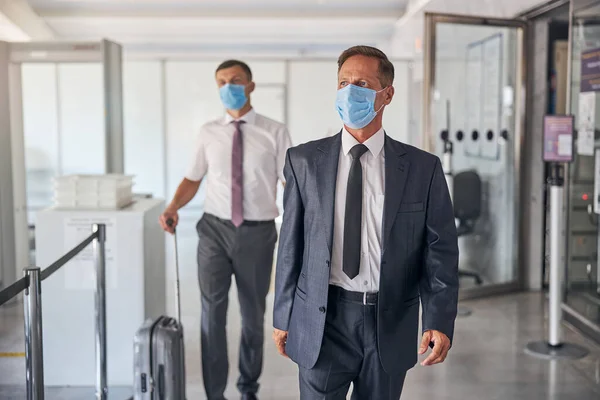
[
  {"left": 272, "top": 328, "right": 289, "bottom": 358},
  {"left": 159, "top": 207, "right": 179, "bottom": 234},
  {"left": 419, "top": 330, "right": 451, "bottom": 366}
]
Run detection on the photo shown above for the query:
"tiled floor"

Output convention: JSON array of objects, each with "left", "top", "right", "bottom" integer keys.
[
  {"left": 1, "top": 217, "right": 600, "bottom": 399},
  {"left": 1, "top": 291, "right": 600, "bottom": 399}
]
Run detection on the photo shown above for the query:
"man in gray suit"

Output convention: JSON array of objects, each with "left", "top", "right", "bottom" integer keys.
[{"left": 272, "top": 45, "right": 459, "bottom": 399}]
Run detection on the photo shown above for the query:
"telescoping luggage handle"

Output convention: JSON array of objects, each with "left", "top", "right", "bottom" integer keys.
[{"left": 166, "top": 218, "right": 182, "bottom": 323}]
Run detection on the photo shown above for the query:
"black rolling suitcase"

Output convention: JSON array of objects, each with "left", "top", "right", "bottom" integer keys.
[{"left": 133, "top": 219, "right": 186, "bottom": 399}]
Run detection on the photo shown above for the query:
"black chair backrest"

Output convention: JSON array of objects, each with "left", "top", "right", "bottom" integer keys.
[{"left": 453, "top": 170, "right": 482, "bottom": 221}]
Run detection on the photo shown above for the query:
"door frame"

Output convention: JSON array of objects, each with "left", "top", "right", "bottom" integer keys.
[
  {"left": 422, "top": 13, "right": 528, "bottom": 299},
  {"left": 1, "top": 40, "right": 124, "bottom": 287}
]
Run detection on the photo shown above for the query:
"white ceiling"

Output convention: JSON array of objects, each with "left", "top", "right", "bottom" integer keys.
[
  {"left": 15, "top": 0, "right": 563, "bottom": 59},
  {"left": 0, "top": 12, "right": 29, "bottom": 41},
  {"left": 24, "top": 0, "right": 408, "bottom": 58},
  {"left": 29, "top": 0, "right": 407, "bottom": 14}
]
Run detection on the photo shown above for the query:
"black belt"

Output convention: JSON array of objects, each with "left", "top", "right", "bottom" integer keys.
[
  {"left": 329, "top": 285, "right": 378, "bottom": 305},
  {"left": 205, "top": 213, "right": 274, "bottom": 227}
]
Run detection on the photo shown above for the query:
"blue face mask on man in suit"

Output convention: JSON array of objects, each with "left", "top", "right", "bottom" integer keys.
[
  {"left": 336, "top": 84, "right": 387, "bottom": 129},
  {"left": 220, "top": 83, "right": 248, "bottom": 110}
]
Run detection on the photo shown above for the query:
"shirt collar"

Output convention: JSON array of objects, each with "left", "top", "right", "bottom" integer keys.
[
  {"left": 341, "top": 127, "right": 385, "bottom": 158},
  {"left": 223, "top": 108, "right": 256, "bottom": 125}
]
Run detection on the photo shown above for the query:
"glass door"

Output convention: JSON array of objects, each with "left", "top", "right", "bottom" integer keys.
[
  {"left": 565, "top": 8, "right": 600, "bottom": 331},
  {"left": 423, "top": 13, "right": 527, "bottom": 297}
]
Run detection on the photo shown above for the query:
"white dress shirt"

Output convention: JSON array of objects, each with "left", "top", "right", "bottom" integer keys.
[
  {"left": 330, "top": 127, "right": 386, "bottom": 293},
  {"left": 185, "top": 109, "right": 292, "bottom": 221}
]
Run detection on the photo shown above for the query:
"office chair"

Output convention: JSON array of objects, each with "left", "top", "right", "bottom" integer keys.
[{"left": 453, "top": 170, "right": 484, "bottom": 285}]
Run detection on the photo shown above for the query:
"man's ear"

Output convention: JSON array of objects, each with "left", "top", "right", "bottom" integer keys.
[
  {"left": 385, "top": 86, "right": 395, "bottom": 105},
  {"left": 248, "top": 81, "right": 256, "bottom": 94}
]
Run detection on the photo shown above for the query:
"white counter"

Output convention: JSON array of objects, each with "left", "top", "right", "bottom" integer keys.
[{"left": 35, "top": 198, "right": 166, "bottom": 387}]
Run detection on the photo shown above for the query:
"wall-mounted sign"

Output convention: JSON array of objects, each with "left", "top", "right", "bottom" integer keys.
[
  {"left": 578, "top": 92, "right": 596, "bottom": 156},
  {"left": 581, "top": 47, "right": 600, "bottom": 92},
  {"left": 543, "top": 115, "right": 574, "bottom": 163}
]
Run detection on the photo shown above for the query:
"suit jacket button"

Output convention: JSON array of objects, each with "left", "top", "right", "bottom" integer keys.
[{"left": 319, "top": 306, "right": 326, "bottom": 313}]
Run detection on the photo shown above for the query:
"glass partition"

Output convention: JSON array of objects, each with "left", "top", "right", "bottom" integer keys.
[
  {"left": 21, "top": 64, "right": 59, "bottom": 224},
  {"left": 22, "top": 63, "right": 105, "bottom": 224},
  {"left": 424, "top": 14, "right": 526, "bottom": 297},
  {"left": 565, "top": 2, "right": 600, "bottom": 329},
  {"left": 58, "top": 64, "right": 105, "bottom": 175},
  {"left": 123, "top": 61, "right": 165, "bottom": 200}
]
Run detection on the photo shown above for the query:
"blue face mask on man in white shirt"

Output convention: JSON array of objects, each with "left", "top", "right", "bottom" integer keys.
[
  {"left": 220, "top": 83, "right": 248, "bottom": 110},
  {"left": 336, "top": 84, "right": 387, "bottom": 129}
]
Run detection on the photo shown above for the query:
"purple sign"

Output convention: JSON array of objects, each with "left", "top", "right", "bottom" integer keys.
[
  {"left": 581, "top": 47, "right": 600, "bottom": 92},
  {"left": 543, "top": 115, "right": 574, "bottom": 163}
]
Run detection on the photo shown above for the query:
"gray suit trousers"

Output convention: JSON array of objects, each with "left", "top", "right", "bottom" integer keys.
[
  {"left": 299, "top": 287, "right": 406, "bottom": 400},
  {"left": 197, "top": 213, "right": 277, "bottom": 400}
]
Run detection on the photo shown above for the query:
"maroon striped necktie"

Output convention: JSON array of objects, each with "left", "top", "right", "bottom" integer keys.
[{"left": 231, "top": 120, "right": 245, "bottom": 227}]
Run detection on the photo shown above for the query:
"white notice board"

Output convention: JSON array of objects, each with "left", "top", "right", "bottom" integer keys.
[
  {"left": 480, "top": 34, "right": 502, "bottom": 159},
  {"left": 63, "top": 216, "right": 118, "bottom": 290},
  {"left": 465, "top": 33, "right": 503, "bottom": 160},
  {"left": 578, "top": 92, "right": 596, "bottom": 156},
  {"left": 465, "top": 43, "right": 483, "bottom": 157}
]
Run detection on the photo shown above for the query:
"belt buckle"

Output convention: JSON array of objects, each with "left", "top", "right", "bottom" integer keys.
[{"left": 363, "top": 292, "right": 367, "bottom": 305}]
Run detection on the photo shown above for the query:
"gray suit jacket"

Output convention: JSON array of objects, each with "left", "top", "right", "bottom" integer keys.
[{"left": 273, "top": 132, "right": 459, "bottom": 375}]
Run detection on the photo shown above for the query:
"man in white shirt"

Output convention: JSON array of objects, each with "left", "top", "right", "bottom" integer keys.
[
  {"left": 160, "top": 60, "right": 292, "bottom": 400},
  {"left": 272, "top": 46, "right": 459, "bottom": 399}
]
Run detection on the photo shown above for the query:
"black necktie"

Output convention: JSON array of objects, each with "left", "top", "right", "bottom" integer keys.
[{"left": 343, "top": 144, "right": 369, "bottom": 280}]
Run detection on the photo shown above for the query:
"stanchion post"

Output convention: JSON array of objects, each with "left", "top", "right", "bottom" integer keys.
[
  {"left": 525, "top": 164, "right": 588, "bottom": 360},
  {"left": 548, "top": 170, "right": 563, "bottom": 347},
  {"left": 93, "top": 224, "right": 108, "bottom": 400},
  {"left": 23, "top": 267, "right": 44, "bottom": 400}
]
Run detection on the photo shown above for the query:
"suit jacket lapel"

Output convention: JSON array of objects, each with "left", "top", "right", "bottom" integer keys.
[
  {"left": 383, "top": 136, "right": 409, "bottom": 253},
  {"left": 316, "top": 133, "right": 341, "bottom": 254}
]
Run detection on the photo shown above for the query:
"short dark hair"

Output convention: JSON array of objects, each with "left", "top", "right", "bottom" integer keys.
[
  {"left": 215, "top": 59, "right": 253, "bottom": 81},
  {"left": 337, "top": 45, "right": 394, "bottom": 87}
]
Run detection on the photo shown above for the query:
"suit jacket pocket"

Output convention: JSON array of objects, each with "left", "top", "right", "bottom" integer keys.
[
  {"left": 398, "top": 202, "right": 424, "bottom": 213},
  {"left": 295, "top": 286, "right": 307, "bottom": 301},
  {"left": 404, "top": 296, "right": 420, "bottom": 307}
]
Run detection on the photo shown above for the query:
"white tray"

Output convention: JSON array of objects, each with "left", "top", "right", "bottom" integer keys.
[{"left": 54, "top": 174, "right": 134, "bottom": 192}]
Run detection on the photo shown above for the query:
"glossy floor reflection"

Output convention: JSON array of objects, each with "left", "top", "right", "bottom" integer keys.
[{"left": 1, "top": 216, "right": 599, "bottom": 399}]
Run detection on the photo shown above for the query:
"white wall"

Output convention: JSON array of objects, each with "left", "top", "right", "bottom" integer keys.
[
  {"left": 123, "top": 61, "right": 165, "bottom": 199},
  {"left": 388, "top": 0, "right": 552, "bottom": 58},
  {"left": 21, "top": 58, "right": 412, "bottom": 220},
  {"left": 58, "top": 63, "right": 105, "bottom": 175},
  {"left": 288, "top": 60, "right": 410, "bottom": 146},
  {"left": 287, "top": 61, "right": 339, "bottom": 143},
  {"left": 21, "top": 63, "right": 58, "bottom": 222}
]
